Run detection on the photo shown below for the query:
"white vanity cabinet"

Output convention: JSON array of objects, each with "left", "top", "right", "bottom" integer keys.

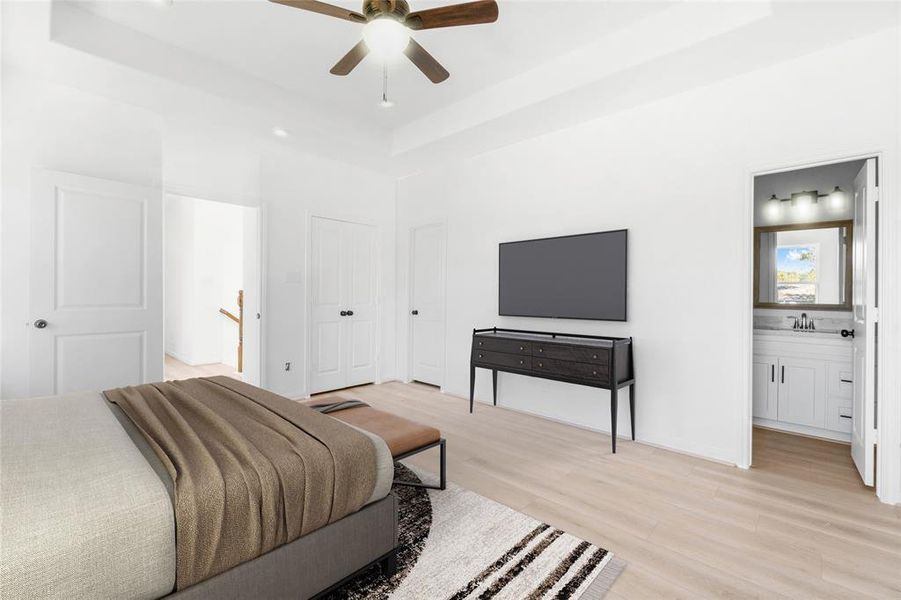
[
  {"left": 752, "top": 355, "right": 778, "bottom": 421},
  {"left": 753, "top": 332, "right": 853, "bottom": 442}
]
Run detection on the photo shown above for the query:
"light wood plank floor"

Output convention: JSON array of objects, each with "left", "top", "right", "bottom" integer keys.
[
  {"left": 164, "top": 354, "right": 240, "bottom": 381},
  {"left": 315, "top": 382, "right": 901, "bottom": 599}
]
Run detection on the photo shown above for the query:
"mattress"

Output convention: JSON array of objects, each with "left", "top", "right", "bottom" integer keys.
[{"left": 0, "top": 390, "right": 394, "bottom": 600}]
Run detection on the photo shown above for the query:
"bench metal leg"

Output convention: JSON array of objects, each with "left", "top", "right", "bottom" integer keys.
[{"left": 393, "top": 438, "right": 446, "bottom": 491}]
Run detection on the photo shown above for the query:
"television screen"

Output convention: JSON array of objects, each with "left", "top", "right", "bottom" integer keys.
[{"left": 498, "top": 230, "right": 627, "bottom": 321}]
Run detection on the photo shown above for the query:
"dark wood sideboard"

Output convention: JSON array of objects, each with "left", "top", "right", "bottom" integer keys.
[{"left": 470, "top": 327, "right": 634, "bottom": 453}]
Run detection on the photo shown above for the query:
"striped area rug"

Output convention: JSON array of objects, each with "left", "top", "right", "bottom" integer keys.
[{"left": 328, "top": 465, "right": 624, "bottom": 599}]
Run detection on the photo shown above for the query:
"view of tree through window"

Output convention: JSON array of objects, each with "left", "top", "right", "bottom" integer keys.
[{"left": 776, "top": 244, "right": 818, "bottom": 303}]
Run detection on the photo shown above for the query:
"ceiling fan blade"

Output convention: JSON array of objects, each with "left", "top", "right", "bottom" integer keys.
[
  {"left": 405, "top": 0, "right": 498, "bottom": 31},
  {"left": 269, "top": 0, "right": 366, "bottom": 23},
  {"left": 330, "top": 40, "right": 369, "bottom": 75},
  {"left": 404, "top": 39, "right": 450, "bottom": 83}
]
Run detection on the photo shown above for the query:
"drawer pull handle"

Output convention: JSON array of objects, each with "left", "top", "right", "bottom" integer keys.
[
  {"left": 840, "top": 379, "right": 853, "bottom": 383},
  {"left": 592, "top": 354, "right": 598, "bottom": 360},
  {"left": 840, "top": 414, "right": 852, "bottom": 419}
]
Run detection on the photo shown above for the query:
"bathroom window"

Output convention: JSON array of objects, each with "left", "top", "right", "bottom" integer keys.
[{"left": 775, "top": 243, "right": 818, "bottom": 303}]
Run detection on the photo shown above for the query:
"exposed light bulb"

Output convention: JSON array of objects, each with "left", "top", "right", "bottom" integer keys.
[
  {"left": 828, "top": 186, "right": 846, "bottom": 209},
  {"left": 362, "top": 18, "right": 410, "bottom": 60},
  {"left": 766, "top": 194, "right": 781, "bottom": 219}
]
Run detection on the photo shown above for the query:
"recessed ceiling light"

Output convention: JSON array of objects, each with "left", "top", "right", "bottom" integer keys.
[{"left": 272, "top": 127, "right": 289, "bottom": 138}]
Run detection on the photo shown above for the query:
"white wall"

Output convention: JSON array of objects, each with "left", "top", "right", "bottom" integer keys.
[
  {"left": 395, "top": 30, "right": 899, "bottom": 465},
  {"left": 260, "top": 146, "right": 397, "bottom": 398},
  {"left": 1, "top": 73, "right": 397, "bottom": 399},
  {"left": 0, "top": 70, "right": 163, "bottom": 399}
]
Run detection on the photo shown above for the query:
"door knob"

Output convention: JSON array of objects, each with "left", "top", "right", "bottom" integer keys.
[
  {"left": 346, "top": 310, "right": 354, "bottom": 316},
  {"left": 411, "top": 310, "right": 419, "bottom": 315},
  {"left": 340, "top": 311, "right": 348, "bottom": 317},
  {"left": 34, "top": 319, "right": 48, "bottom": 329}
]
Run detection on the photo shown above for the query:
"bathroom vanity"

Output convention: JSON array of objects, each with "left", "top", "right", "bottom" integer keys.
[{"left": 753, "top": 329, "right": 853, "bottom": 442}]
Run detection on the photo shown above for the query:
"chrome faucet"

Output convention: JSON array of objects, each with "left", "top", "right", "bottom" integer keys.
[{"left": 788, "top": 313, "right": 815, "bottom": 331}]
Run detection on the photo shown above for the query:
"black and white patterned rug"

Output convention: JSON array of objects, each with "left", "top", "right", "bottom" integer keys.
[{"left": 324, "top": 465, "right": 624, "bottom": 600}]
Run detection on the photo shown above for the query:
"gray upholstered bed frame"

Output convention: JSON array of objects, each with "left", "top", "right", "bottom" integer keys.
[{"left": 167, "top": 493, "right": 397, "bottom": 600}]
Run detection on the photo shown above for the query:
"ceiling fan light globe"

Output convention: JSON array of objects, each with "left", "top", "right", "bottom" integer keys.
[{"left": 362, "top": 18, "right": 410, "bottom": 60}]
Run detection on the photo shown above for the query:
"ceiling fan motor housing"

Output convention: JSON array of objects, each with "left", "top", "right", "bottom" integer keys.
[{"left": 363, "top": 0, "right": 410, "bottom": 21}]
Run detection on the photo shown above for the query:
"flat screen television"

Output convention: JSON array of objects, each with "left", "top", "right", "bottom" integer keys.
[{"left": 498, "top": 229, "right": 627, "bottom": 321}]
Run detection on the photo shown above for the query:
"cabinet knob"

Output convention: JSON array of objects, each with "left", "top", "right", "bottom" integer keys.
[
  {"left": 478, "top": 354, "right": 483, "bottom": 358},
  {"left": 538, "top": 348, "right": 543, "bottom": 353},
  {"left": 519, "top": 346, "right": 524, "bottom": 351},
  {"left": 592, "top": 354, "right": 598, "bottom": 360},
  {"left": 593, "top": 370, "right": 598, "bottom": 376},
  {"left": 479, "top": 341, "right": 483, "bottom": 346},
  {"left": 538, "top": 362, "right": 543, "bottom": 367},
  {"left": 519, "top": 360, "right": 524, "bottom": 365}
]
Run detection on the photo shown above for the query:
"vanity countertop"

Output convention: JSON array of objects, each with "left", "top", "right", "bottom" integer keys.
[{"left": 753, "top": 327, "right": 852, "bottom": 343}]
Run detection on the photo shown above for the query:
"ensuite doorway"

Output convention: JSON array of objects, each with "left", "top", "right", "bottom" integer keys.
[
  {"left": 163, "top": 194, "right": 262, "bottom": 385},
  {"left": 748, "top": 157, "right": 878, "bottom": 489}
]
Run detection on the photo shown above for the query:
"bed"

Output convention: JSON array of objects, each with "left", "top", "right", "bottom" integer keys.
[{"left": 0, "top": 378, "right": 397, "bottom": 600}]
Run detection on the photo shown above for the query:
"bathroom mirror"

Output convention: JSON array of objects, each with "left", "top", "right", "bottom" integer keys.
[{"left": 754, "top": 220, "right": 852, "bottom": 310}]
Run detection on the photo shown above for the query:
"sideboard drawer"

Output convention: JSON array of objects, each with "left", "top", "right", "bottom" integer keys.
[
  {"left": 472, "top": 349, "right": 531, "bottom": 370},
  {"left": 533, "top": 357, "right": 608, "bottom": 383},
  {"left": 533, "top": 343, "right": 609, "bottom": 365},
  {"left": 473, "top": 337, "right": 532, "bottom": 355}
]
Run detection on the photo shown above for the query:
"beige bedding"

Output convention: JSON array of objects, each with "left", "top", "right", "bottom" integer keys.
[
  {"left": 104, "top": 376, "right": 378, "bottom": 590},
  {"left": 1, "top": 382, "right": 394, "bottom": 600}
]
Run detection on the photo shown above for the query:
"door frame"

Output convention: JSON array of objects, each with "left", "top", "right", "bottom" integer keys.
[
  {"left": 304, "top": 212, "right": 382, "bottom": 398},
  {"left": 740, "top": 149, "right": 901, "bottom": 505},
  {"left": 162, "top": 192, "right": 266, "bottom": 387},
  {"left": 406, "top": 221, "right": 448, "bottom": 390}
]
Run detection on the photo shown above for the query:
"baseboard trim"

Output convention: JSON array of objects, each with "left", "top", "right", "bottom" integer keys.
[
  {"left": 471, "top": 398, "right": 735, "bottom": 467},
  {"left": 753, "top": 420, "right": 851, "bottom": 445}
]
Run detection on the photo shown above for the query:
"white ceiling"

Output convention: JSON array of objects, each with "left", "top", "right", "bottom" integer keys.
[{"left": 71, "top": 0, "right": 673, "bottom": 129}]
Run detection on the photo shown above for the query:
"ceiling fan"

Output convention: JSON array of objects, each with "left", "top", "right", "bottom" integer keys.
[{"left": 269, "top": 0, "right": 499, "bottom": 84}]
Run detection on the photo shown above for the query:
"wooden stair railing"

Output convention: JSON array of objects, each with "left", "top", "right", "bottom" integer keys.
[{"left": 219, "top": 289, "right": 244, "bottom": 373}]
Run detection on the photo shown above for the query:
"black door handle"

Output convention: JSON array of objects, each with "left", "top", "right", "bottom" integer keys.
[
  {"left": 411, "top": 310, "right": 419, "bottom": 315},
  {"left": 781, "top": 366, "right": 785, "bottom": 384},
  {"left": 339, "top": 311, "right": 348, "bottom": 317},
  {"left": 346, "top": 310, "right": 354, "bottom": 316},
  {"left": 841, "top": 329, "right": 855, "bottom": 338},
  {"left": 771, "top": 364, "right": 774, "bottom": 383}
]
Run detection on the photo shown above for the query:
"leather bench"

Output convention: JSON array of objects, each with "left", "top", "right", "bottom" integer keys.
[{"left": 302, "top": 400, "right": 446, "bottom": 490}]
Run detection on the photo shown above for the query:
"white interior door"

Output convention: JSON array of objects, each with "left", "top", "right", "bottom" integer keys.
[
  {"left": 345, "top": 222, "right": 378, "bottom": 387},
  {"left": 309, "top": 217, "right": 378, "bottom": 394},
  {"left": 29, "top": 170, "right": 162, "bottom": 396},
  {"left": 310, "top": 217, "right": 346, "bottom": 393},
  {"left": 851, "top": 158, "right": 878, "bottom": 486},
  {"left": 409, "top": 223, "right": 446, "bottom": 386}
]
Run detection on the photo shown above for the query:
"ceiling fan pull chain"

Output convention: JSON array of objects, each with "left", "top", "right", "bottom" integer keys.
[{"left": 380, "top": 62, "right": 394, "bottom": 108}]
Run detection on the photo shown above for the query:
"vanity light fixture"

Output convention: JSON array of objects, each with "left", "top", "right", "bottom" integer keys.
[{"left": 768, "top": 187, "right": 847, "bottom": 212}]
